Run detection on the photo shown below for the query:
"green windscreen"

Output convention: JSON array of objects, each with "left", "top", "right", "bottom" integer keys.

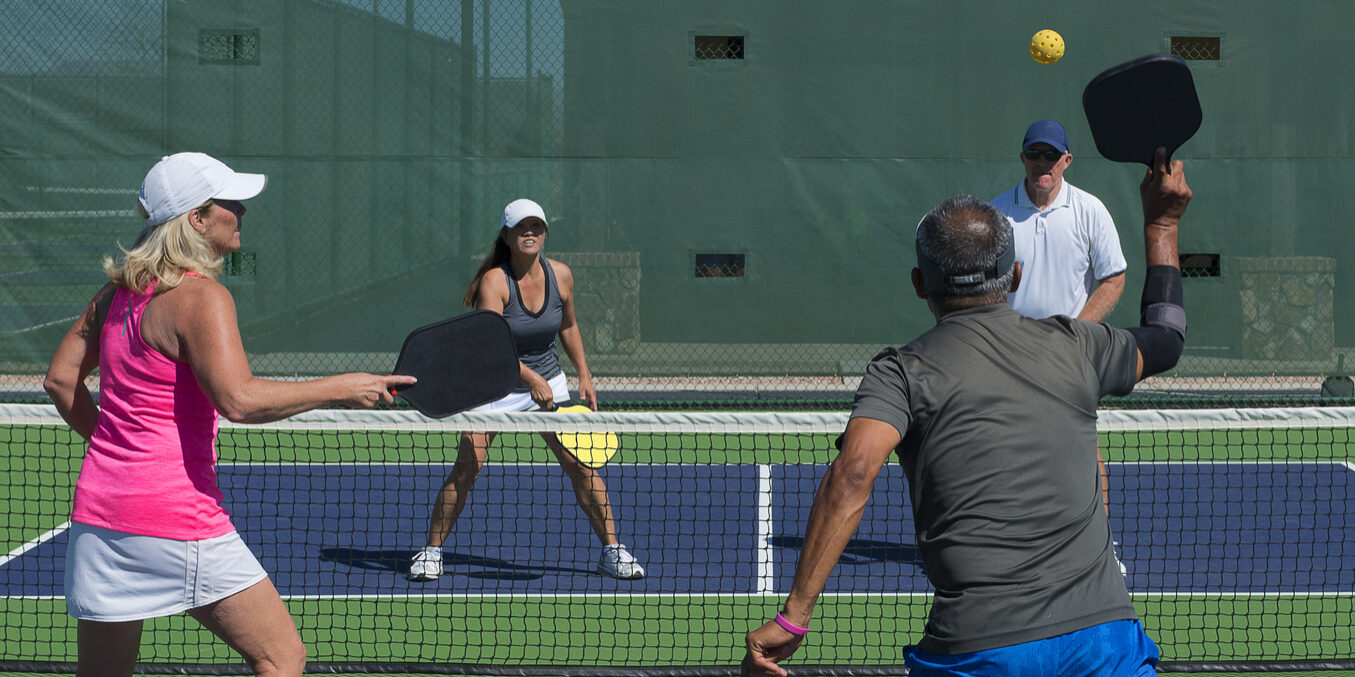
[{"left": 3, "top": 1, "right": 1354, "bottom": 408}]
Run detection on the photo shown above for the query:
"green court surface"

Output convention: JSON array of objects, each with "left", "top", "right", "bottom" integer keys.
[{"left": 1, "top": 596, "right": 1352, "bottom": 667}]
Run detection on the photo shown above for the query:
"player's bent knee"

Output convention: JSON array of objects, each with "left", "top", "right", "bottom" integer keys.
[
  {"left": 562, "top": 462, "right": 601, "bottom": 483},
  {"left": 451, "top": 459, "right": 485, "bottom": 481},
  {"left": 248, "top": 641, "right": 305, "bottom": 677}
]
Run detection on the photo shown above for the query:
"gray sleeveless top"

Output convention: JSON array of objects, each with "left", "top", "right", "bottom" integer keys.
[{"left": 500, "top": 257, "right": 563, "bottom": 391}]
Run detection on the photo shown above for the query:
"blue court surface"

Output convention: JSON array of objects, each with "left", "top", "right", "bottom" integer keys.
[{"left": 3, "top": 461, "right": 1352, "bottom": 598}]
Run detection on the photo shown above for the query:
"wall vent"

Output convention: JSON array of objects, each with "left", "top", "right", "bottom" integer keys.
[
  {"left": 200, "top": 28, "right": 261, "bottom": 65},
  {"left": 1171, "top": 36, "right": 1220, "bottom": 61},
  {"left": 1180, "top": 253, "right": 1220, "bottom": 278},
  {"left": 695, "top": 253, "right": 745, "bottom": 278},
  {"left": 695, "top": 35, "right": 745, "bottom": 61}
]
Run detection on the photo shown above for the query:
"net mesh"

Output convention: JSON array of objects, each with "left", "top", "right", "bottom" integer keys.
[{"left": 1, "top": 405, "right": 1353, "bottom": 672}]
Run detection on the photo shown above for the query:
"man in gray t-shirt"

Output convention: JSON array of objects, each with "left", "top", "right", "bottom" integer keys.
[
  {"left": 744, "top": 149, "right": 1192, "bottom": 677},
  {"left": 851, "top": 305, "right": 1136, "bottom": 654}
]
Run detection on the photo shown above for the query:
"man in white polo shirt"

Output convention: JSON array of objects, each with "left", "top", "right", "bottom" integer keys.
[
  {"left": 991, "top": 119, "right": 1126, "bottom": 321},
  {"left": 992, "top": 120, "right": 1130, "bottom": 578}
]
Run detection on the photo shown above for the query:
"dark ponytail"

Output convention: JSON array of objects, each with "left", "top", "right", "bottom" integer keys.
[{"left": 463, "top": 236, "right": 511, "bottom": 308}]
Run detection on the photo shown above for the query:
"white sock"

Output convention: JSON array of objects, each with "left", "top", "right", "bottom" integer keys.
[{"left": 422, "top": 546, "right": 443, "bottom": 556}]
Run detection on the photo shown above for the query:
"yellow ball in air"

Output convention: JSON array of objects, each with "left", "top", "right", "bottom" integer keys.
[{"left": 1030, "top": 29, "right": 1065, "bottom": 65}]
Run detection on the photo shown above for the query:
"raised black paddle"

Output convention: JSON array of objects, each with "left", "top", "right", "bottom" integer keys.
[
  {"left": 391, "top": 310, "right": 519, "bottom": 418},
  {"left": 1083, "top": 54, "right": 1203, "bottom": 166}
]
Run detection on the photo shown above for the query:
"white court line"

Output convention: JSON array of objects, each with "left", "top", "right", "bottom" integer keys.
[
  {"left": 0, "top": 521, "right": 70, "bottom": 567},
  {"left": 280, "top": 590, "right": 1354, "bottom": 600},
  {"left": 0, "top": 209, "right": 135, "bottom": 219},
  {"left": 218, "top": 461, "right": 766, "bottom": 467},
  {"left": 8, "top": 315, "right": 81, "bottom": 334},
  {"left": 11, "top": 591, "right": 1355, "bottom": 601},
  {"left": 1114, "top": 460, "right": 1347, "bottom": 466},
  {"left": 1132, "top": 591, "right": 1355, "bottom": 598},
  {"left": 756, "top": 464, "right": 774, "bottom": 595},
  {"left": 23, "top": 186, "right": 130, "bottom": 195},
  {"left": 0, "top": 267, "right": 41, "bottom": 280},
  {"left": 280, "top": 592, "right": 931, "bottom": 600},
  {"left": 218, "top": 460, "right": 1347, "bottom": 468}
]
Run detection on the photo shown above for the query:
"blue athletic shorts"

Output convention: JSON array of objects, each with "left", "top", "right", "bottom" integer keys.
[{"left": 906, "top": 619, "right": 1160, "bottom": 677}]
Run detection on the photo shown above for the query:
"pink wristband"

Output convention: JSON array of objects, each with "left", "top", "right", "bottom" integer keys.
[{"left": 774, "top": 612, "right": 809, "bottom": 636}]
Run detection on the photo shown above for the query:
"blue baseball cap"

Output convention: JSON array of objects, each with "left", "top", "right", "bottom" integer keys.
[{"left": 1022, "top": 120, "right": 1070, "bottom": 153}]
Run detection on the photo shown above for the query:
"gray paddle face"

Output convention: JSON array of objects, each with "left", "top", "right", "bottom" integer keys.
[
  {"left": 1083, "top": 54, "right": 1203, "bottom": 166},
  {"left": 392, "top": 310, "right": 519, "bottom": 418}
]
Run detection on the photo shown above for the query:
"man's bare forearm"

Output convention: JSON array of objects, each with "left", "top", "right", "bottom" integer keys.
[{"left": 1078, "top": 273, "right": 1125, "bottom": 322}]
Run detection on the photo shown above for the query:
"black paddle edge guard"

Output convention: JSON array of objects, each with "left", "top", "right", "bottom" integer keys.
[{"left": 6, "top": 661, "right": 1355, "bottom": 675}]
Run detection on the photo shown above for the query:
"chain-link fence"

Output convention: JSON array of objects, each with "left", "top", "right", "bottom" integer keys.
[{"left": 4, "top": 1, "right": 1355, "bottom": 408}]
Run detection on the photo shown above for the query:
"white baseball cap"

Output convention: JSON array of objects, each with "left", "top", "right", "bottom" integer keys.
[
  {"left": 138, "top": 152, "right": 268, "bottom": 226},
  {"left": 500, "top": 198, "right": 548, "bottom": 230}
]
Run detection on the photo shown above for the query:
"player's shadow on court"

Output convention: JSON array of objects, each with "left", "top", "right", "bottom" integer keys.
[
  {"left": 318, "top": 547, "right": 595, "bottom": 580},
  {"left": 769, "top": 536, "right": 923, "bottom": 568}
]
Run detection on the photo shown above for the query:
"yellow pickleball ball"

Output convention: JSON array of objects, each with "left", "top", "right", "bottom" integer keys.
[{"left": 1030, "top": 29, "right": 1065, "bottom": 65}]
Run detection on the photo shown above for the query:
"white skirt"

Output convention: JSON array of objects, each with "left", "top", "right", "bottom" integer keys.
[
  {"left": 470, "top": 372, "right": 570, "bottom": 412},
  {"left": 64, "top": 522, "right": 268, "bottom": 622}
]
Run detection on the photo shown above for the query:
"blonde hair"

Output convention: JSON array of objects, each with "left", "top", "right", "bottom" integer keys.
[{"left": 104, "top": 201, "right": 223, "bottom": 293}]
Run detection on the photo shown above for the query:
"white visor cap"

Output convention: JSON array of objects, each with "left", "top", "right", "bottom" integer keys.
[
  {"left": 138, "top": 152, "right": 267, "bottom": 226},
  {"left": 501, "top": 198, "right": 548, "bottom": 230}
]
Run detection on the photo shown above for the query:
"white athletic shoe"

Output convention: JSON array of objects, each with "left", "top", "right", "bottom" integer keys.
[
  {"left": 598, "top": 544, "right": 645, "bottom": 580},
  {"left": 409, "top": 548, "right": 443, "bottom": 582},
  {"left": 1114, "top": 541, "right": 1128, "bottom": 578}
]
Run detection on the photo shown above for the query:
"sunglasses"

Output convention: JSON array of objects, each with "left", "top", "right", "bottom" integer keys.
[
  {"left": 209, "top": 199, "right": 246, "bottom": 217},
  {"left": 1022, "top": 148, "right": 1065, "bottom": 162}
]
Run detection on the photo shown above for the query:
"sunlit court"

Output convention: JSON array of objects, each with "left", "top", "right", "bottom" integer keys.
[{"left": 3, "top": 1, "right": 1355, "bottom": 675}]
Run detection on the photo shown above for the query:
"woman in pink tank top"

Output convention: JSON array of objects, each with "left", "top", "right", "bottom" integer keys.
[{"left": 44, "top": 153, "right": 414, "bottom": 677}]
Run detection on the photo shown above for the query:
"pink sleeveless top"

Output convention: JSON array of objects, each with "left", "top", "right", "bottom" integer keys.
[{"left": 71, "top": 281, "right": 231, "bottom": 539}]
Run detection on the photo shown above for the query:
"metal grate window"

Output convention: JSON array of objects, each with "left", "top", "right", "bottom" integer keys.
[
  {"left": 695, "top": 253, "right": 745, "bottom": 278},
  {"left": 1171, "top": 36, "right": 1220, "bottom": 61},
  {"left": 199, "top": 28, "right": 260, "bottom": 65},
  {"left": 1180, "top": 253, "right": 1220, "bottom": 278},
  {"left": 695, "top": 35, "right": 745, "bottom": 60}
]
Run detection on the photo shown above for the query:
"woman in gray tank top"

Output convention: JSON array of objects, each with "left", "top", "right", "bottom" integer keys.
[{"left": 409, "top": 199, "right": 644, "bottom": 582}]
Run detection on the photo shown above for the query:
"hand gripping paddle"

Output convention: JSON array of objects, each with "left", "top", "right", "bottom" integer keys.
[
  {"left": 1083, "top": 54, "right": 1203, "bottom": 166},
  {"left": 391, "top": 310, "right": 519, "bottom": 418}
]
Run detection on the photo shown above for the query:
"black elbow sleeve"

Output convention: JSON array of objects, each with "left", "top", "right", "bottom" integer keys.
[
  {"left": 1127, "top": 325, "right": 1183, "bottom": 377},
  {"left": 1129, "top": 265, "right": 1187, "bottom": 376}
]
